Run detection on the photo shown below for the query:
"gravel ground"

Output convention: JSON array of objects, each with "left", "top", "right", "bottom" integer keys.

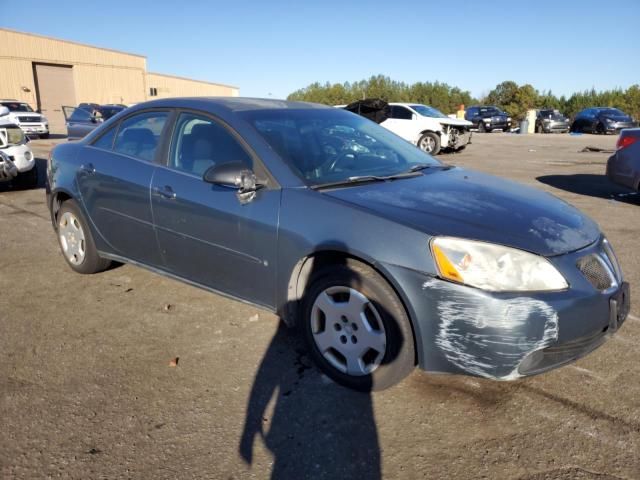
[{"left": 1, "top": 132, "right": 639, "bottom": 479}]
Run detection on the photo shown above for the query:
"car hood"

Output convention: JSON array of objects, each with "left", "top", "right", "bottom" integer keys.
[
  {"left": 438, "top": 117, "right": 473, "bottom": 127},
  {"left": 322, "top": 167, "right": 600, "bottom": 256}
]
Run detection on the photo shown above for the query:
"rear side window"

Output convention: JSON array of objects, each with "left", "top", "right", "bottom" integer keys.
[
  {"left": 92, "top": 127, "right": 117, "bottom": 150},
  {"left": 390, "top": 106, "right": 413, "bottom": 120},
  {"left": 113, "top": 112, "right": 168, "bottom": 161}
]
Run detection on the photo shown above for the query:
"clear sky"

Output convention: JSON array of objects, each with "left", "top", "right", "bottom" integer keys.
[{"left": 2, "top": 0, "right": 639, "bottom": 99}]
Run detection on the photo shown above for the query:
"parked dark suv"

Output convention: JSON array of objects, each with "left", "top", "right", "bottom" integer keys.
[
  {"left": 570, "top": 107, "right": 637, "bottom": 134},
  {"left": 465, "top": 106, "right": 512, "bottom": 132},
  {"left": 535, "top": 109, "right": 570, "bottom": 133}
]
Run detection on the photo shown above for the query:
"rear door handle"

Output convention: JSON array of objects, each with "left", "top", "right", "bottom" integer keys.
[
  {"left": 79, "top": 163, "right": 95, "bottom": 175},
  {"left": 152, "top": 185, "right": 177, "bottom": 200}
]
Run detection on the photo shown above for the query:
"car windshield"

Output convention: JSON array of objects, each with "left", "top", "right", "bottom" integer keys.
[
  {"left": 410, "top": 105, "right": 448, "bottom": 119},
  {"left": 241, "top": 108, "right": 441, "bottom": 186},
  {"left": 1, "top": 102, "right": 34, "bottom": 112},
  {"left": 540, "top": 109, "right": 564, "bottom": 119},
  {"left": 479, "top": 107, "right": 502, "bottom": 115},
  {"left": 598, "top": 108, "right": 625, "bottom": 116},
  {"left": 99, "top": 107, "right": 125, "bottom": 120}
]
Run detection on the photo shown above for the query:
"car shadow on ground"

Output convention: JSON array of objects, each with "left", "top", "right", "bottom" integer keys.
[
  {"left": 239, "top": 323, "right": 381, "bottom": 479},
  {"left": 239, "top": 253, "right": 398, "bottom": 479},
  {"left": 0, "top": 157, "right": 47, "bottom": 193},
  {"left": 536, "top": 174, "right": 640, "bottom": 205}
]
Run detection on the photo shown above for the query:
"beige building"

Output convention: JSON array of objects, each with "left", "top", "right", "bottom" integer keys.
[{"left": 0, "top": 28, "right": 239, "bottom": 133}]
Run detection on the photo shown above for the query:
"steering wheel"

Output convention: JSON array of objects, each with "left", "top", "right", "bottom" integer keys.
[{"left": 326, "top": 152, "right": 356, "bottom": 173}]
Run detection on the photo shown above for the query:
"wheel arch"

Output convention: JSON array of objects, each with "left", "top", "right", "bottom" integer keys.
[
  {"left": 49, "top": 188, "right": 75, "bottom": 229},
  {"left": 282, "top": 248, "right": 419, "bottom": 365}
]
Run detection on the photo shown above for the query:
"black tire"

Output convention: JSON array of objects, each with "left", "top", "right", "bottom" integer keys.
[
  {"left": 417, "top": 132, "right": 441, "bottom": 155},
  {"left": 536, "top": 123, "right": 544, "bottom": 134},
  {"left": 596, "top": 122, "right": 605, "bottom": 134},
  {"left": 478, "top": 121, "right": 486, "bottom": 133},
  {"left": 301, "top": 260, "right": 416, "bottom": 391},
  {"left": 56, "top": 199, "right": 111, "bottom": 274},
  {"left": 40, "top": 133, "right": 50, "bottom": 139}
]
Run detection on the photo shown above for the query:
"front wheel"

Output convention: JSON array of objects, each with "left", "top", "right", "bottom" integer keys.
[
  {"left": 417, "top": 132, "right": 441, "bottom": 155},
  {"left": 56, "top": 200, "right": 111, "bottom": 274},
  {"left": 301, "top": 260, "right": 416, "bottom": 391},
  {"left": 478, "top": 122, "right": 486, "bottom": 133},
  {"left": 596, "top": 122, "right": 605, "bottom": 134},
  {"left": 536, "top": 123, "right": 544, "bottom": 134}
]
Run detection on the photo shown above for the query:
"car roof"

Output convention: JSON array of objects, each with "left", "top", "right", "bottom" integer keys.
[{"left": 129, "top": 97, "right": 330, "bottom": 114}]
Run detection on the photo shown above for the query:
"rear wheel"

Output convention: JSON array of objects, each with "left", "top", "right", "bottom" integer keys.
[
  {"left": 417, "top": 132, "right": 441, "bottom": 155},
  {"left": 56, "top": 200, "right": 111, "bottom": 274},
  {"left": 301, "top": 260, "right": 415, "bottom": 391}
]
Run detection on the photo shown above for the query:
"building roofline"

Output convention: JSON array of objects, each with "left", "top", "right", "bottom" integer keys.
[
  {"left": 0, "top": 27, "right": 147, "bottom": 59},
  {"left": 147, "top": 71, "right": 238, "bottom": 90}
]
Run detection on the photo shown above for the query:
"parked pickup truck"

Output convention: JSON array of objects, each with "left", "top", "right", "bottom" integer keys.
[{"left": 0, "top": 99, "right": 49, "bottom": 139}]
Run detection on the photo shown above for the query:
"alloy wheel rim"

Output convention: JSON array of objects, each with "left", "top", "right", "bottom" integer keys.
[
  {"left": 419, "top": 136, "right": 435, "bottom": 152},
  {"left": 59, "top": 211, "right": 86, "bottom": 265},
  {"left": 310, "top": 286, "right": 387, "bottom": 376}
]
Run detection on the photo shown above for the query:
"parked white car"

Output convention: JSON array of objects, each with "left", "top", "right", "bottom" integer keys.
[
  {"left": 0, "top": 99, "right": 49, "bottom": 139},
  {"left": 382, "top": 103, "right": 472, "bottom": 155},
  {"left": 0, "top": 106, "right": 37, "bottom": 186}
]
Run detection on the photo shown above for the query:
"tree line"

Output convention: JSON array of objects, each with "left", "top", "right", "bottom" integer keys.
[{"left": 287, "top": 76, "right": 640, "bottom": 121}]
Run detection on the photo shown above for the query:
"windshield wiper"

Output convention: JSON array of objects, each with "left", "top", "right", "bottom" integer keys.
[
  {"left": 408, "top": 163, "right": 435, "bottom": 172},
  {"left": 312, "top": 170, "right": 422, "bottom": 190}
]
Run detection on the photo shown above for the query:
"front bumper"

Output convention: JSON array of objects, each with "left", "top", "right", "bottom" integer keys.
[
  {"left": 18, "top": 123, "right": 49, "bottom": 135},
  {"left": 542, "top": 121, "right": 570, "bottom": 133},
  {"left": 0, "top": 144, "right": 35, "bottom": 172},
  {"left": 604, "top": 121, "right": 638, "bottom": 133},
  {"left": 481, "top": 120, "right": 511, "bottom": 131},
  {"left": 384, "top": 240, "right": 629, "bottom": 380}
]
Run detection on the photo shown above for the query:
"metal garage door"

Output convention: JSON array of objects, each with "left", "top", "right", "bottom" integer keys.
[{"left": 34, "top": 64, "right": 76, "bottom": 135}]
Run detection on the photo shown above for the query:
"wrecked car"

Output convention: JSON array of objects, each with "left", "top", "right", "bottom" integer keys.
[
  {"left": 47, "top": 98, "right": 630, "bottom": 391},
  {"left": 0, "top": 106, "right": 37, "bottom": 187},
  {"left": 341, "top": 100, "right": 472, "bottom": 155}
]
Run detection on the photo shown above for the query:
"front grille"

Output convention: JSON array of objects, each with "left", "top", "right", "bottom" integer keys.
[
  {"left": 18, "top": 116, "right": 41, "bottom": 123},
  {"left": 577, "top": 254, "right": 614, "bottom": 290}
]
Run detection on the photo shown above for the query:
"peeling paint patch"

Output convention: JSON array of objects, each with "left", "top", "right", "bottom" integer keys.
[{"left": 423, "top": 278, "right": 558, "bottom": 380}]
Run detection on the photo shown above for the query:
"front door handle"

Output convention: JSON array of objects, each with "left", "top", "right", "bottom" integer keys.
[
  {"left": 152, "top": 185, "right": 177, "bottom": 200},
  {"left": 79, "top": 163, "right": 95, "bottom": 175}
]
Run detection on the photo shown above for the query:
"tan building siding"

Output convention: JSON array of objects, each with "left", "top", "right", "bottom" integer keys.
[
  {"left": 0, "top": 28, "right": 239, "bottom": 113},
  {"left": 146, "top": 72, "right": 239, "bottom": 98}
]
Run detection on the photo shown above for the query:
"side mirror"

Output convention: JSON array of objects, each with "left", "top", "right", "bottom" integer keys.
[
  {"left": 203, "top": 161, "right": 262, "bottom": 192},
  {"left": 0, "top": 106, "right": 9, "bottom": 117},
  {"left": 204, "top": 161, "right": 265, "bottom": 204}
]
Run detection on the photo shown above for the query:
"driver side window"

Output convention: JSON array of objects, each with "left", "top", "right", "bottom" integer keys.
[{"left": 170, "top": 113, "right": 252, "bottom": 177}]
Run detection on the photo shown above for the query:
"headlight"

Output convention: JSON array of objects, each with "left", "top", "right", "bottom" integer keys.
[
  {"left": 484, "top": 118, "right": 491, "bottom": 123},
  {"left": 605, "top": 118, "right": 615, "bottom": 123},
  {"left": 430, "top": 237, "right": 568, "bottom": 292},
  {"left": 507, "top": 117, "right": 512, "bottom": 122},
  {"left": 41, "top": 117, "right": 48, "bottom": 123}
]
